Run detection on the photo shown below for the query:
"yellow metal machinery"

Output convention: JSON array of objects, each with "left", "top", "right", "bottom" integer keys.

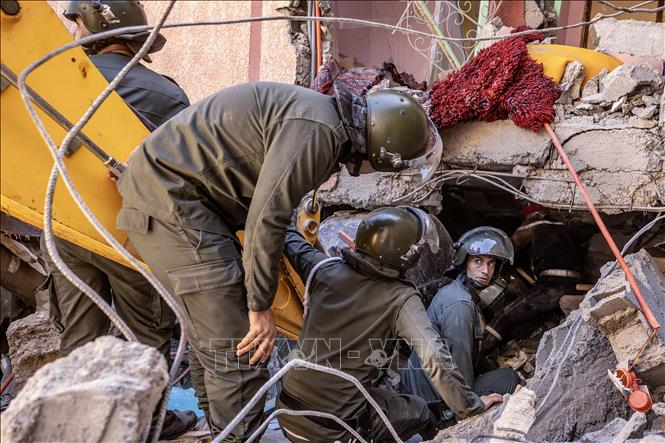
[{"left": 0, "top": 0, "right": 305, "bottom": 338}]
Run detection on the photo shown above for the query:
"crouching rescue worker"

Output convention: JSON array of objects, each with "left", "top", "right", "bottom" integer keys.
[
  {"left": 115, "top": 81, "right": 443, "bottom": 440},
  {"left": 276, "top": 207, "right": 503, "bottom": 442},
  {"left": 40, "top": 1, "right": 194, "bottom": 439},
  {"left": 400, "top": 227, "right": 522, "bottom": 420}
]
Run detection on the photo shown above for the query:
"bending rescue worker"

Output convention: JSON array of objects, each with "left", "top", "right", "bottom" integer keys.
[{"left": 116, "top": 81, "right": 442, "bottom": 440}]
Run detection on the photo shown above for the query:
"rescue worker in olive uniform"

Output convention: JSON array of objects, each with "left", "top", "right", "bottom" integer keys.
[
  {"left": 400, "top": 227, "right": 521, "bottom": 419},
  {"left": 277, "top": 207, "right": 503, "bottom": 442},
  {"left": 116, "top": 83, "right": 442, "bottom": 440},
  {"left": 40, "top": 1, "right": 193, "bottom": 438}
]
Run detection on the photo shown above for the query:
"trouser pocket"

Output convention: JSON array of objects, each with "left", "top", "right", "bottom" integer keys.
[{"left": 167, "top": 256, "right": 248, "bottom": 362}]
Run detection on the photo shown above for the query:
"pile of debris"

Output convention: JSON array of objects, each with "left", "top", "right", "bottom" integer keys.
[{"left": 558, "top": 62, "right": 663, "bottom": 126}]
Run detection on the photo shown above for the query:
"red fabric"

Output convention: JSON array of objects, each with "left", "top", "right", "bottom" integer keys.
[{"left": 430, "top": 28, "right": 561, "bottom": 132}]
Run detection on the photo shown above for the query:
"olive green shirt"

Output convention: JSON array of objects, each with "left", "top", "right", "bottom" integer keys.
[
  {"left": 117, "top": 82, "right": 348, "bottom": 311},
  {"left": 281, "top": 228, "right": 484, "bottom": 436}
]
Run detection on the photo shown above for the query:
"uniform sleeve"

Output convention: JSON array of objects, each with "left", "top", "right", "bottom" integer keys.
[
  {"left": 284, "top": 226, "right": 329, "bottom": 283},
  {"left": 434, "top": 300, "right": 478, "bottom": 387},
  {"left": 243, "top": 121, "right": 339, "bottom": 311},
  {"left": 396, "top": 295, "right": 484, "bottom": 418}
]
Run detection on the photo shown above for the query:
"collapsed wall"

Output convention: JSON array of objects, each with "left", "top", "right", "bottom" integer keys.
[{"left": 319, "top": 19, "right": 665, "bottom": 214}]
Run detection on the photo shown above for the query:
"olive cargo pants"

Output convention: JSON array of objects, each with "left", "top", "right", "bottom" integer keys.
[
  {"left": 41, "top": 236, "right": 175, "bottom": 359},
  {"left": 118, "top": 208, "right": 267, "bottom": 442}
]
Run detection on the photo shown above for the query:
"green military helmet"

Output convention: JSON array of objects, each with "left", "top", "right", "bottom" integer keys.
[
  {"left": 64, "top": 1, "right": 165, "bottom": 56},
  {"left": 366, "top": 89, "right": 443, "bottom": 181},
  {"left": 452, "top": 226, "right": 514, "bottom": 269},
  {"left": 355, "top": 206, "right": 439, "bottom": 271},
  {"left": 65, "top": 0, "right": 148, "bottom": 33}
]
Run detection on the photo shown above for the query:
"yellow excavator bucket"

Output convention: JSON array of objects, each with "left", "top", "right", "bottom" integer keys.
[
  {"left": 0, "top": 0, "right": 304, "bottom": 338},
  {"left": 527, "top": 44, "right": 623, "bottom": 85}
]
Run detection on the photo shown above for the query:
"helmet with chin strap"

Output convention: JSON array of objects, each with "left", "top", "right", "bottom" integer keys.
[
  {"left": 452, "top": 226, "right": 514, "bottom": 286},
  {"left": 64, "top": 1, "right": 166, "bottom": 59}
]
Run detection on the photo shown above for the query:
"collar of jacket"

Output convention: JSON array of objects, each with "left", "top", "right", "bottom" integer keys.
[
  {"left": 340, "top": 248, "right": 400, "bottom": 279},
  {"left": 457, "top": 273, "right": 483, "bottom": 304},
  {"left": 332, "top": 83, "right": 368, "bottom": 157}
]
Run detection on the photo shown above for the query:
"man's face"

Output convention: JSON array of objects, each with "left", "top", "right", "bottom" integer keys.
[{"left": 466, "top": 255, "right": 496, "bottom": 287}]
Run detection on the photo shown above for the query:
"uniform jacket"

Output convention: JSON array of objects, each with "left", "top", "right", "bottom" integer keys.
[
  {"left": 91, "top": 53, "right": 190, "bottom": 128},
  {"left": 400, "top": 275, "right": 483, "bottom": 403},
  {"left": 117, "top": 82, "right": 349, "bottom": 311},
  {"left": 279, "top": 229, "right": 483, "bottom": 440}
]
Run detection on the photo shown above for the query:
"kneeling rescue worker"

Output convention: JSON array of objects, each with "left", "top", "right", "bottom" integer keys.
[
  {"left": 115, "top": 82, "right": 443, "bottom": 440},
  {"left": 276, "top": 207, "right": 503, "bottom": 442},
  {"left": 400, "top": 226, "right": 522, "bottom": 423}
]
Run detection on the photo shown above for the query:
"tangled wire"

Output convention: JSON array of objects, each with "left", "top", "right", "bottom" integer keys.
[{"left": 430, "top": 27, "right": 561, "bottom": 132}]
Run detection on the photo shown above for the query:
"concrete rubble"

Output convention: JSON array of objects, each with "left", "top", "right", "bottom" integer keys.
[
  {"left": 6, "top": 312, "right": 60, "bottom": 393},
  {"left": 582, "top": 250, "right": 665, "bottom": 387},
  {"left": 590, "top": 17, "right": 665, "bottom": 61},
  {"left": 320, "top": 60, "right": 663, "bottom": 213},
  {"left": 0, "top": 336, "right": 168, "bottom": 443}
]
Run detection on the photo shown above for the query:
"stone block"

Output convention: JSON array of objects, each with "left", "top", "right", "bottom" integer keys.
[
  {"left": 582, "top": 250, "right": 665, "bottom": 386},
  {"left": 441, "top": 120, "right": 551, "bottom": 171},
  {"left": 317, "top": 168, "right": 443, "bottom": 212},
  {"left": 590, "top": 18, "right": 665, "bottom": 60},
  {"left": 432, "top": 312, "right": 632, "bottom": 442},
  {"left": 0, "top": 336, "right": 168, "bottom": 443},
  {"left": 601, "top": 64, "right": 662, "bottom": 103},
  {"left": 6, "top": 312, "right": 60, "bottom": 393}
]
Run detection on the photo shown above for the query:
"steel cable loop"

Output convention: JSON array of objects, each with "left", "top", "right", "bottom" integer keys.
[
  {"left": 214, "top": 359, "right": 403, "bottom": 443},
  {"left": 17, "top": 2, "right": 186, "bottom": 441},
  {"left": 246, "top": 408, "right": 368, "bottom": 443}
]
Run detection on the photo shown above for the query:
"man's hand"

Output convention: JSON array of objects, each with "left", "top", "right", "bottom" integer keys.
[
  {"left": 236, "top": 309, "right": 276, "bottom": 364},
  {"left": 480, "top": 393, "right": 503, "bottom": 411}
]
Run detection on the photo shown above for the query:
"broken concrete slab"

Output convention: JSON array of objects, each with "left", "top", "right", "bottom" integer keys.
[
  {"left": 6, "top": 312, "right": 60, "bottom": 393},
  {"left": 551, "top": 121, "right": 663, "bottom": 172},
  {"left": 0, "top": 336, "right": 168, "bottom": 443},
  {"left": 431, "top": 312, "right": 632, "bottom": 442},
  {"left": 440, "top": 120, "right": 551, "bottom": 171},
  {"left": 601, "top": 64, "right": 662, "bottom": 103},
  {"left": 316, "top": 167, "right": 443, "bottom": 212},
  {"left": 582, "top": 250, "right": 665, "bottom": 387},
  {"left": 579, "top": 412, "right": 647, "bottom": 443},
  {"left": 517, "top": 168, "right": 664, "bottom": 212},
  {"left": 590, "top": 18, "right": 665, "bottom": 60},
  {"left": 524, "top": 0, "right": 545, "bottom": 29}
]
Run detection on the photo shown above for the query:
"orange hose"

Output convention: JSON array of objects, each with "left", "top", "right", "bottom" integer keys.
[
  {"left": 0, "top": 372, "right": 14, "bottom": 395},
  {"left": 315, "top": 1, "right": 323, "bottom": 74},
  {"left": 544, "top": 123, "right": 660, "bottom": 331}
]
